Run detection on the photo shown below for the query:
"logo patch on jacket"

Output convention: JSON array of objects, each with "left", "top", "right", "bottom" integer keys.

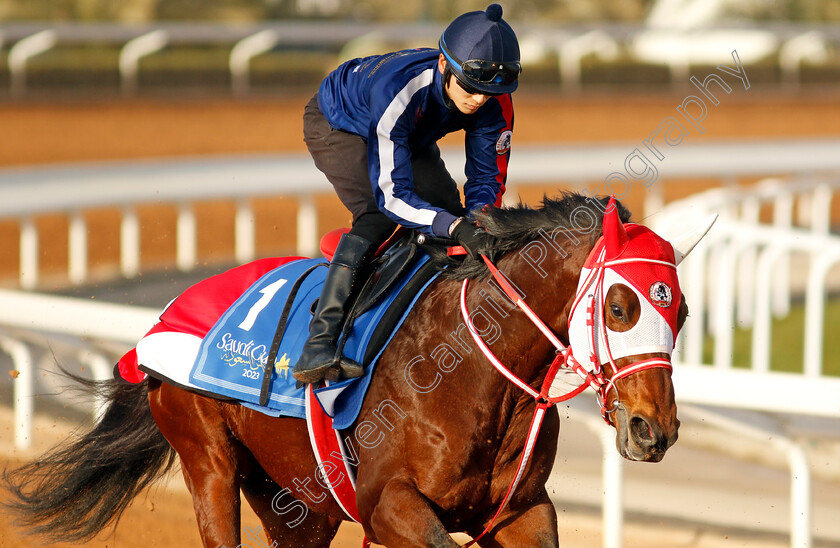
[{"left": 495, "top": 130, "right": 512, "bottom": 155}]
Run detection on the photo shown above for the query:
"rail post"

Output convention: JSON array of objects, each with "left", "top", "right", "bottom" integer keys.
[
  {"left": 0, "top": 336, "right": 34, "bottom": 449},
  {"left": 230, "top": 29, "right": 280, "bottom": 97},
  {"left": 120, "top": 30, "right": 169, "bottom": 96},
  {"left": 9, "top": 29, "right": 57, "bottom": 97}
]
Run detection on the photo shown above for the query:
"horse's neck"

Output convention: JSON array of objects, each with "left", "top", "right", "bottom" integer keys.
[
  {"left": 456, "top": 242, "right": 590, "bottom": 445},
  {"left": 492, "top": 241, "right": 589, "bottom": 350}
]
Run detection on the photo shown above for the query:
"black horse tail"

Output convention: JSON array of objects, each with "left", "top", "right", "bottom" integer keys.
[{"left": 2, "top": 376, "right": 177, "bottom": 543}]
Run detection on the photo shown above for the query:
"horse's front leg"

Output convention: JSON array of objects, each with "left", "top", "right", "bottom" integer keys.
[
  {"left": 469, "top": 490, "right": 559, "bottom": 548},
  {"left": 364, "top": 478, "right": 460, "bottom": 548}
]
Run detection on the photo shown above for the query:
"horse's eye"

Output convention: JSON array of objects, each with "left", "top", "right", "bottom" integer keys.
[{"left": 609, "top": 304, "right": 624, "bottom": 320}]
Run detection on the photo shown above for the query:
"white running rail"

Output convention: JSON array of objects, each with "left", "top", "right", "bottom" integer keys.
[
  {"left": 0, "top": 289, "right": 158, "bottom": 449},
  {"left": 651, "top": 174, "right": 840, "bottom": 548},
  {"left": 3, "top": 139, "right": 840, "bottom": 290},
  {"left": 654, "top": 175, "right": 840, "bottom": 418}
]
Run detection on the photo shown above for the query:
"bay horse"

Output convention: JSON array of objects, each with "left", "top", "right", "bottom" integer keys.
[{"left": 3, "top": 194, "right": 709, "bottom": 547}]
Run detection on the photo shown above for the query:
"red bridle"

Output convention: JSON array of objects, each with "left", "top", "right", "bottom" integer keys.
[
  {"left": 462, "top": 253, "right": 673, "bottom": 423},
  {"left": 458, "top": 252, "right": 674, "bottom": 546}
]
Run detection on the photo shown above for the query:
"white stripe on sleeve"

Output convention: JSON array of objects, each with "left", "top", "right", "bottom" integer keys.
[{"left": 375, "top": 68, "right": 438, "bottom": 227}]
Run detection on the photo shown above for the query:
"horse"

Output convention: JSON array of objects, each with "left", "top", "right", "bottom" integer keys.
[{"left": 3, "top": 193, "right": 711, "bottom": 547}]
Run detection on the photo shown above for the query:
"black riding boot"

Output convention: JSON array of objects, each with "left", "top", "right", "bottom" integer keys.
[{"left": 293, "top": 233, "right": 374, "bottom": 384}]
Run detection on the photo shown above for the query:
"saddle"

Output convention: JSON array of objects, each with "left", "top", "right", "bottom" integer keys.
[{"left": 322, "top": 228, "right": 441, "bottom": 369}]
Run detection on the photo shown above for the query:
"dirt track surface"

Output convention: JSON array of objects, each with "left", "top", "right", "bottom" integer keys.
[
  {"left": 1, "top": 90, "right": 839, "bottom": 547},
  {"left": 3, "top": 92, "right": 839, "bottom": 168}
]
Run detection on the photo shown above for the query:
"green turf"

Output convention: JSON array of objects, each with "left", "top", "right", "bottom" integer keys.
[{"left": 703, "top": 299, "right": 840, "bottom": 376}]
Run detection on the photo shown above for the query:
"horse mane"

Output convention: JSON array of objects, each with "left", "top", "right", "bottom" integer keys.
[{"left": 425, "top": 192, "right": 632, "bottom": 280}]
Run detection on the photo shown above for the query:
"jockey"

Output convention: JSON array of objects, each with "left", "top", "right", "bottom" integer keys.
[{"left": 293, "top": 3, "right": 520, "bottom": 384}]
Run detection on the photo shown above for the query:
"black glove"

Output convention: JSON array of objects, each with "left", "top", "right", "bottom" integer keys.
[{"left": 451, "top": 218, "right": 496, "bottom": 259}]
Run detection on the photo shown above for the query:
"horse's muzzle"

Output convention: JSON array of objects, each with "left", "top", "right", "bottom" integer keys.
[{"left": 614, "top": 405, "right": 680, "bottom": 462}]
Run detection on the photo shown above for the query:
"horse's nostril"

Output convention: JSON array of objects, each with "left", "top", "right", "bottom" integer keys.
[{"left": 629, "top": 416, "right": 653, "bottom": 445}]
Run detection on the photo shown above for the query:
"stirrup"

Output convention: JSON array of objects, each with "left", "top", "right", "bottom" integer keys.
[
  {"left": 338, "top": 357, "right": 364, "bottom": 379},
  {"left": 293, "top": 358, "right": 337, "bottom": 384},
  {"left": 294, "top": 362, "right": 341, "bottom": 389}
]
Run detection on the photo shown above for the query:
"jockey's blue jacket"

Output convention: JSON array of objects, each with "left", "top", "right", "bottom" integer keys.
[{"left": 317, "top": 48, "right": 514, "bottom": 237}]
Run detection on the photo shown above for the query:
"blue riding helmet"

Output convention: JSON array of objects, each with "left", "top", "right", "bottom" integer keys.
[{"left": 439, "top": 3, "right": 521, "bottom": 95}]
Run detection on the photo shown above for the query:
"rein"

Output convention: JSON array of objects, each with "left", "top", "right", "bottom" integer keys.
[{"left": 458, "top": 250, "right": 673, "bottom": 546}]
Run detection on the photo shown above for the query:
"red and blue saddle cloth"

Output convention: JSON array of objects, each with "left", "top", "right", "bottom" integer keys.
[{"left": 115, "top": 249, "right": 440, "bottom": 522}]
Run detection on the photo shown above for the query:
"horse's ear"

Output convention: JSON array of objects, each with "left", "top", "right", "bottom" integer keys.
[
  {"left": 671, "top": 213, "right": 718, "bottom": 265},
  {"left": 603, "top": 196, "right": 629, "bottom": 259}
]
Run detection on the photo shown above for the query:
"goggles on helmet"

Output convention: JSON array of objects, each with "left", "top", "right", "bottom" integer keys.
[
  {"left": 453, "top": 75, "right": 493, "bottom": 97},
  {"left": 441, "top": 41, "right": 521, "bottom": 87}
]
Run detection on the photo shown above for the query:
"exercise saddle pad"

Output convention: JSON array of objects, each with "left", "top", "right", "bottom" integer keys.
[{"left": 128, "top": 252, "right": 439, "bottom": 427}]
